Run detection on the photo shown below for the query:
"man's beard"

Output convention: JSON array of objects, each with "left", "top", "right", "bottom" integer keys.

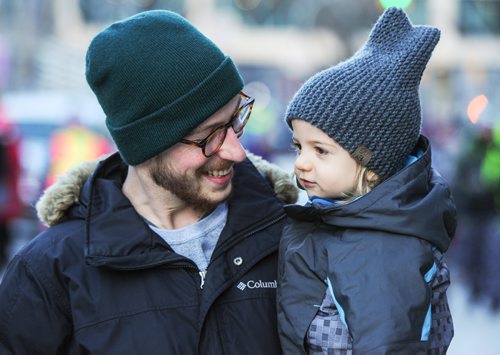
[{"left": 148, "top": 156, "right": 233, "bottom": 214}]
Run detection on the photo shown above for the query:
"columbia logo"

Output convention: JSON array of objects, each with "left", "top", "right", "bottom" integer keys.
[{"left": 236, "top": 280, "right": 277, "bottom": 291}]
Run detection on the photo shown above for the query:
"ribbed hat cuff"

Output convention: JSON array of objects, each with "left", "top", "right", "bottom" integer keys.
[{"left": 107, "top": 57, "right": 244, "bottom": 165}]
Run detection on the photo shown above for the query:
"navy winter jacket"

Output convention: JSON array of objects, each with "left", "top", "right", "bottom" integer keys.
[
  {"left": 278, "top": 136, "right": 457, "bottom": 354},
  {"left": 0, "top": 153, "right": 290, "bottom": 354}
]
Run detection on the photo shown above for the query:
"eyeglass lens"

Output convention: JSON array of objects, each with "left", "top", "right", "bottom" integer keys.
[
  {"left": 204, "top": 101, "right": 251, "bottom": 156},
  {"left": 233, "top": 104, "right": 251, "bottom": 134},
  {"left": 205, "top": 128, "right": 227, "bottom": 156}
]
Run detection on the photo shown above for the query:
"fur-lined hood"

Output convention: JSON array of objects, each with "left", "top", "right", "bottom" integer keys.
[{"left": 36, "top": 152, "right": 298, "bottom": 227}]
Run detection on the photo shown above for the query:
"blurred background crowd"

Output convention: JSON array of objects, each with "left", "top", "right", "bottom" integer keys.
[{"left": 0, "top": 0, "right": 499, "bottom": 353}]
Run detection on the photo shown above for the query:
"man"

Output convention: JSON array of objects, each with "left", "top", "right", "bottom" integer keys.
[{"left": 0, "top": 10, "right": 296, "bottom": 354}]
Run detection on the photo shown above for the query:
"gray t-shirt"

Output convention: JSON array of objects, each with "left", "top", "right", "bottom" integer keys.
[{"left": 149, "top": 203, "right": 228, "bottom": 272}]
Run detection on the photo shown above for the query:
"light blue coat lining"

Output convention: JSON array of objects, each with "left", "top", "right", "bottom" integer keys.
[
  {"left": 421, "top": 261, "right": 438, "bottom": 341},
  {"left": 326, "top": 277, "right": 349, "bottom": 330},
  {"left": 325, "top": 260, "right": 438, "bottom": 341}
]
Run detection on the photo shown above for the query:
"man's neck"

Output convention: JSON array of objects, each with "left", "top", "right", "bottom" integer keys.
[{"left": 122, "top": 166, "right": 203, "bottom": 230}]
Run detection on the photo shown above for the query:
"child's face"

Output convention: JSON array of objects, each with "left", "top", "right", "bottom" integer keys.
[{"left": 291, "top": 119, "right": 359, "bottom": 200}]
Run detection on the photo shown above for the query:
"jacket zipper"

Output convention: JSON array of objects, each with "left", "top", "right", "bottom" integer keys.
[
  {"left": 196, "top": 212, "right": 285, "bottom": 351},
  {"left": 199, "top": 270, "right": 207, "bottom": 289},
  {"left": 168, "top": 264, "right": 207, "bottom": 289},
  {"left": 210, "top": 212, "right": 286, "bottom": 261},
  {"left": 164, "top": 264, "right": 206, "bottom": 290}
]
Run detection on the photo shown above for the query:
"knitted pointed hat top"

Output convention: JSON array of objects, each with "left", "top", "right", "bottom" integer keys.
[{"left": 285, "top": 7, "right": 440, "bottom": 179}]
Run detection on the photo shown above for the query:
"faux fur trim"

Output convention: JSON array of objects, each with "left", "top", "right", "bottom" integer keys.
[
  {"left": 35, "top": 160, "right": 99, "bottom": 227},
  {"left": 36, "top": 152, "right": 298, "bottom": 227},
  {"left": 245, "top": 151, "right": 298, "bottom": 205}
]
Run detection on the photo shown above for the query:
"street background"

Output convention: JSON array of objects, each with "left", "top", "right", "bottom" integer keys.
[{"left": 0, "top": 1, "right": 499, "bottom": 353}]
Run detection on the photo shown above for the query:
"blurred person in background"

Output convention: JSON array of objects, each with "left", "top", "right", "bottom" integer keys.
[
  {"left": 277, "top": 8, "right": 456, "bottom": 354},
  {"left": 44, "top": 117, "right": 113, "bottom": 188},
  {"left": 0, "top": 10, "right": 297, "bottom": 353},
  {"left": 481, "top": 124, "right": 500, "bottom": 311},
  {"left": 453, "top": 124, "right": 500, "bottom": 312},
  {"left": 0, "top": 103, "right": 22, "bottom": 271}
]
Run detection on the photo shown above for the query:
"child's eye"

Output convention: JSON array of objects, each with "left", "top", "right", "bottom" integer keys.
[
  {"left": 315, "top": 146, "right": 327, "bottom": 155},
  {"left": 290, "top": 142, "right": 301, "bottom": 153}
]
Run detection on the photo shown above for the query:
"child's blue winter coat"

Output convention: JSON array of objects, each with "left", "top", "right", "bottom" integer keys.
[{"left": 277, "top": 136, "right": 456, "bottom": 354}]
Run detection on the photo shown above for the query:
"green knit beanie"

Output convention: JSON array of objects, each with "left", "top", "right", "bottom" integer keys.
[{"left": 85, "top": 10, "right": 244, "bottom": 165}]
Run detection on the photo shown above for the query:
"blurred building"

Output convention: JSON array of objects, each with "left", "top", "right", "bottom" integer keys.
[
  {"left": 0, "top": 0, "right": 498, "bottom": 148},
  {"left": 0, "top": 0, "right": 498, "bottom": 203}
]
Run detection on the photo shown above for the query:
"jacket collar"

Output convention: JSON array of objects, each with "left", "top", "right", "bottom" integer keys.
[
  {"left": 286, "top": 136, "right": 457, "bottom": 252},
  {"left": 69, "top": 153, "right": 285, "bottom": 269}
]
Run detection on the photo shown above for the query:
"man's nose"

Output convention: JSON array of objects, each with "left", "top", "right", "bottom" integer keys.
[{"left": 216, "top": 128, "right": 246, "bottom": 163}]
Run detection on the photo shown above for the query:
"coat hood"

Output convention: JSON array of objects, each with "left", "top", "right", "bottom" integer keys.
[
  {"left": 36, "top": 151, "right": 298, "bottom": 227},
  {"left": 286, "top": 136, "right": 456, "bottom": 252}
]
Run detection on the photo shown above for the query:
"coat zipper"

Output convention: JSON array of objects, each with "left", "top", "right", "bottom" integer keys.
[
  {"left": 164, "top": 264, "right": 206, "bottom": 289},
  {"left": 210, "top": 212, "right": 286, "bottom": 261},
  {"left": 199, "top": 270, "right": 207, "bottom": 289},
  {"left": 168, "top": 264, "right": 206, "bottom": 289}
]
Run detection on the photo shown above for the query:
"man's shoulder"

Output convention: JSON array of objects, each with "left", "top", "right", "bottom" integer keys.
[{"left": 15, "top": 218, "right": 86, "bottom": 269}]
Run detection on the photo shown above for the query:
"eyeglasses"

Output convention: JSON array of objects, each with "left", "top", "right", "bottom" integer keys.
[{"left": 180, "top": 92, "right": 255, "bottom": 157}]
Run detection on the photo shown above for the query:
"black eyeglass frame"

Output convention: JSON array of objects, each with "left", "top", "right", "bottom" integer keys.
[{"left": 180, "top": 92, "right": 255, "bottom": 157}]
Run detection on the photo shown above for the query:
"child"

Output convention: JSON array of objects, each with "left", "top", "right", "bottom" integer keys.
[{"left": 277, "top": 7, "right": 456, "bottom": 354}]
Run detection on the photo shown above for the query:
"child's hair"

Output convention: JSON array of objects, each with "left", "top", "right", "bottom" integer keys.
[
  {"left": 284, "top": 7, "right": 440, "bottom": 182},
  {"left": 338, "top": 165, "right": 382, "bottom": 204}
]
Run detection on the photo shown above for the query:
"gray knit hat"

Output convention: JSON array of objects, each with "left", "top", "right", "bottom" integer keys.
[
  {"left": 86, "top": 10, "right": 243, "bottom": 165},
  {"left": 285, "top": 7, "right": 440, "bottom": 179}
]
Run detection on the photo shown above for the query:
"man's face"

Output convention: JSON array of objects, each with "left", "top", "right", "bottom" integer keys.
[{"left": 147, "top": 94, "right": 247, "bottom": 213}]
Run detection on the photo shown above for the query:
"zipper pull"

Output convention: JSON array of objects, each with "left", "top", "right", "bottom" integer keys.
[{"left": 199, "top": 270, "right": 207, "bottom": 289}]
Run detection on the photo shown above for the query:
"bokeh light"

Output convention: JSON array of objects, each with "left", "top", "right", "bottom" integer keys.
[
  {"left": 378, "top": 0, "right": 413, "bottom": 10},
  {"left": 233, "top": 0, "right": 262, "bottom": 11},
  {"left": 244, "top": 81, "right": 274, "bottom": 135},
  {"left": 467, "top": 94, "right": 489, "bottom": 124}
]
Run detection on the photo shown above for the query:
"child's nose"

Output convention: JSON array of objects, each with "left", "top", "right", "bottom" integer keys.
[{"left": 295, "top": 153, "right": 312, "bottom": 171}]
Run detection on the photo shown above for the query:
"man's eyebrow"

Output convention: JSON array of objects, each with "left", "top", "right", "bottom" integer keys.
[
  {"left": 190, "top": 122, "right": 217, "bottom": 135},
  {"left": 190, "top": 96, "right": 242, "bottom": 134}
]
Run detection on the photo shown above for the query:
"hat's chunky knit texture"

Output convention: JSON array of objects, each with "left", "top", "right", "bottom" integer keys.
[
  {"left": 86, "top": 10, "right": 243, "bottom": 165},
  {"left": 285, "top": 7, "right": 440, "bottom": 179}
]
